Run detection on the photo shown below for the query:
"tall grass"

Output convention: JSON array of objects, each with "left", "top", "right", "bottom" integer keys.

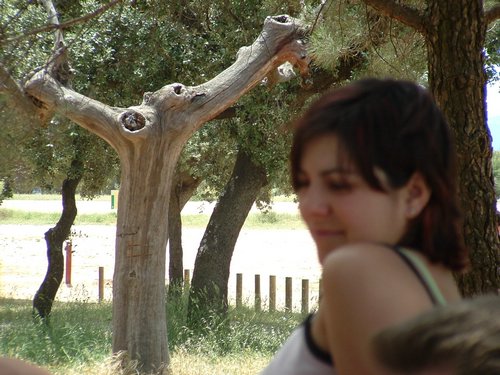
[{"left": 0, "top": 290, "right": 302, "bottom": 374}]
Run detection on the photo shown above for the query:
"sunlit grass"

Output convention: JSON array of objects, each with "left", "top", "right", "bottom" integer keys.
[
  {"left": 11, "top": 194, "right": 110, "bottom": 201},
  {"left": 10, "top": 194, "right": 296, "bottom": 203},
  {"left": 0, "top": 209, "right": 119, "bottom": 225},
  {"left": 0, "top": 209, "right": 304, "bottom": 229},
  {"left": 0, "top": 292, "right": 300, "bottom": 375}
]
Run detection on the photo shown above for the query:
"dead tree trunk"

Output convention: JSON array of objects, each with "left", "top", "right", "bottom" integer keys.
[
  {"left": 33, "top": 159, "right": 82, "bottom": 318},
  {"left": 24, "top": 15, "right": 309, "bottom": 373}
]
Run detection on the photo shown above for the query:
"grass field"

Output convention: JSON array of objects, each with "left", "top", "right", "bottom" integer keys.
[
  {"left": 0, "top": 194, "right": 305, "bottom": 229},
  {"left": 0, "top": 194, "right": 306, "bottom": 373},
  {"left": 0, "top": 208, "right": 304, "bottom": 229},
  {"left": 0, "top": 294, "right": 302, "bottom": 375}
]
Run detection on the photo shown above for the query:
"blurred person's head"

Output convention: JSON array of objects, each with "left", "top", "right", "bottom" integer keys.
[{"left": 373, "top": 295, "right": 500, "bottom": 375}]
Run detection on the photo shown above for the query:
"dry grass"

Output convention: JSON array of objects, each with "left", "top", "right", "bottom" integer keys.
[
  {"left": 46, "top": 350, "right": 270, "bottom": 375},
  {"left": 168, "top": 349, "right": 269, "bottom": 375}
]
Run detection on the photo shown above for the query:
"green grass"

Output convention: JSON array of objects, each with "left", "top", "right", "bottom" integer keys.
[
  {"left": 11, "top": 194, "right": 110, "bottom": 201},
  {"left": 10, "top": 194, "right": 296, "bottom": 203},
  {"left": 0, "top": 209, "right": 304, "bottom": 229},
  {"left": 0, "top": 298, "right": 112, "bottom": 374},
  {"left": 0, "top": 209, "right": 119, "bottom": 225},
  {"left": 0, "top": 292, "right": 301, "bottom": 375}
]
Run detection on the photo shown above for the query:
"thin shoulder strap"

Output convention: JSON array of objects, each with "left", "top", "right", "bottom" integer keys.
[{"left": 392, "top": 247, "right": 447, "bottom": 306}]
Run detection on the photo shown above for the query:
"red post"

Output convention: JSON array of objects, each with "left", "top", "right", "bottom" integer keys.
[{"left": 65, "top": 240, "right": 72, "bottom": 286}]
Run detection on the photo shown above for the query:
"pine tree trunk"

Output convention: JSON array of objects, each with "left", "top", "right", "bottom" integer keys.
[
  {"left": 33, "top": 160, "right": 82, "bottom": 318},
  {"left": 188, "top": 148, "right": 267, "bottom": 322},
  {"left": 426, "top": 0, "right": 499, "bottom": 295}
]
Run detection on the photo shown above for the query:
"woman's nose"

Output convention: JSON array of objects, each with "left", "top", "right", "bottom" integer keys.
[{"left": 299, "top": 187, "right": 331, "bottom": 216}]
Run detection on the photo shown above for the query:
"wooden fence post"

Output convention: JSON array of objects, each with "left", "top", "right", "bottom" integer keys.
[
  {"left": 65, "top": 240, "right": 72, "bottom": 286},
  {"left": 255, "top": 274, "right": 261, "bottom": 311},
  {"left": 285, "top": 277, "right": 292, "bottom": 312},
  {"left": 269, "top": 275, "right": 276, "bottom": 312},
  {"left": 98, "top": 267, "right": 104, "bottom": 302},
  {"left": 301, "top": 279, "right": 309, "bottom": 314},
  {"left": 236, "top": 273, "right": 243, "bottom": 308},
  {"left": 184, "top": 269, "right": 191, "bottom": 291}
]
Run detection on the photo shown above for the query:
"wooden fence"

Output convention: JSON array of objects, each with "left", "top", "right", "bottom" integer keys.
[
  {"left": 183, "top": 269, "right": 320, "bottom": 314},
  {"left": 87, "top": 263, "right": 321, "bottom": 313}
]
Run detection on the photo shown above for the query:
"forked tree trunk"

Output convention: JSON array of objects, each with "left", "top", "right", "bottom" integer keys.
[
  {"left": 188, "top": 148, "right": 267, "bottom": 323},
  {"left": 33, "top": 160, "right": 82, "bottom": 318},
  {"left": 25, "top": 15, "right": 309, "bottom": 373}
]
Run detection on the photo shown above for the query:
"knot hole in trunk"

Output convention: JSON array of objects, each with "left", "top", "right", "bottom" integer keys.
[{"left": 120, "top": 110, "right": 146, "bottom": 131}]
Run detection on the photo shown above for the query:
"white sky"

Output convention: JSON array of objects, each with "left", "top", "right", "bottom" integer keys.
[{"left": 487, "top": 79, "right": 500, "bottom": 118}]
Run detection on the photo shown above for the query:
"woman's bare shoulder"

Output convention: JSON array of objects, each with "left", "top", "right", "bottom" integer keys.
[
  {"left": 321, "top": 243, "right": 404, "bottom": 279},
  {"left": 320, "top": 243, "right": 437, "bottom": 318},
  {"left": 316, "top": 244, "right": 438, "bottom": 374}
]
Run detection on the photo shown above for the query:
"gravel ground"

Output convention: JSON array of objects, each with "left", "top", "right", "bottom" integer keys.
[{"left": 0, "top": 200, "right": 321, "bottom": 312}]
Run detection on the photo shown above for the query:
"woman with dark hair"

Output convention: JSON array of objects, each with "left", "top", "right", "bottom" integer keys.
[{"left": 260, "top": 79, "right": 468, "bottom": 375}]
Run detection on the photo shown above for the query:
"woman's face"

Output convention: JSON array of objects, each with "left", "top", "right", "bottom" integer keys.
[{"left": 296, "top": 134, "right": 410, "bottom": 264}]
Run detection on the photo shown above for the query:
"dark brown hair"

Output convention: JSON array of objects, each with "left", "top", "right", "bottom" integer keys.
[{"left": 290, "top": 79, "right": 468, "bottom": 271}]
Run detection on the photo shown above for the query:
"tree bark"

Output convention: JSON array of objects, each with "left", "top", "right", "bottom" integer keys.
[
  {"left": 33, "top": 159, "right": 82, "bottom": 318},
  {"left": 188, "top": 148, "right": 267, "bottom": 322},
  {"left": 24, "top": 15, "right": 308, "bottom": 373},
  {"left": 425, "top": 0, "right": 499, "bottom": 295}
]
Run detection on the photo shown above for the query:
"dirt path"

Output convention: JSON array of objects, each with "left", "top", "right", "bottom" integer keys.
[{"left": 0, "top": 217, "right": 321, "bottom": 311}]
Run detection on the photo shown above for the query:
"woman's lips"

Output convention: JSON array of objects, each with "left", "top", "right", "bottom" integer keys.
[{"left": 312, "top": 229, "right": 343, "bottom": 237}]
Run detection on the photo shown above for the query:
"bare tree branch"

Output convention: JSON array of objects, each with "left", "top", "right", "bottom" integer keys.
[
  {"left": 1, "top": 0, "right": 122, "bottom": 45},
  {"left": 40, "top": 0, "right": 72, "bottom": 86},
  {"left": 485, "top": 5, "right": 500, "bottom": 24},
  {"left": 41, "top": 0, "right": 64, "bottom": 46},
  {"left": 361, "top": 0, "right": 425, "bottom": 34},
  {"left": 185, "top": 15, "right": 310, "bottom": 129},
  {"left": 24, "top": 15, "right": 309, "bottom": 156},
  {"left": 0, "top": 64, "right": 42, "bottom": 125},
  {"left": 24, "top": 71, "right": 127, "bottom": 150}
]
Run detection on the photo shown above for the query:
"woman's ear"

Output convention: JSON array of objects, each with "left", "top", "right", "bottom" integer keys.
[{"left": 405, "top": 172, "right": 431, "bottom": 219}]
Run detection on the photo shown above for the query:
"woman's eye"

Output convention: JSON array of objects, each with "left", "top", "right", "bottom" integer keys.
[
  {"left": 295, "top": 179, "right": 309, "bottom": 189},
  {"left": 328, "top": 180, "right": 351, "bottom": 191}
]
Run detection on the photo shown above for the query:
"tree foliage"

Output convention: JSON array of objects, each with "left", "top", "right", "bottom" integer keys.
[
  {"left": 309, "top": 0, "right": 427, "bottom": 83},
  {"left": 493, "top": 151, "right": 500, "bottom": 199}
]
